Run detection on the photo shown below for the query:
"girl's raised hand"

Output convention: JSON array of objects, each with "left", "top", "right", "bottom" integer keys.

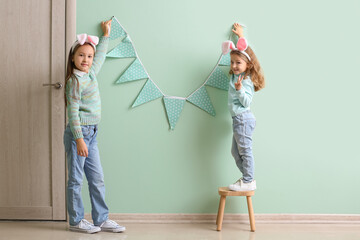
[
  {"left": 101, "top": 19, "right": 112, "bottom": 37},
  {"left": 232, "top": 23, "right": 244, "bottom": 38},
  {"left": 235, "top": 75, "right": 244, "bottom": 91}
]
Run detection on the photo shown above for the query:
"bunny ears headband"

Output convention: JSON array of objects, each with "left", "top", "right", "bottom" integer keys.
[
  {"left": 71, "top": 33, "right": 99, "bottom": 53},
  {"left": 222, "top": 37, "right": 251, "bottom": 61}
]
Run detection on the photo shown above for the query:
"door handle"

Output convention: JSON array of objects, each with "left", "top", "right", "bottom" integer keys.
[{"left": 43, "top": 82, "right": 63, "bottom": 89}]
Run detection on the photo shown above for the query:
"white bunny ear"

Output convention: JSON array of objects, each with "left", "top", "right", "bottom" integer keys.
[
  {"left": 222, "top": 40, "right": 235, "bottom": 55},
  {"left": 77, "top": 33, "right": 88, "bottom": 45}
]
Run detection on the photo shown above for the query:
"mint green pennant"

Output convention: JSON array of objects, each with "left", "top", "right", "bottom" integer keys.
[
  {"left": 163, "top": 97, "right": 186, "bottom": 130},
  {"left": 116, "top": 58, "right": 148, "bottom": 84},
  {"left": 107, "top": 36, "right": 136, "bottom": 58},
  {"left": 187, "top": 86, "right": 215, "bottom": 116},
  {"left": 219, "top": 53, "right": 231, "bottom": 66},
  {"left": 132, "top": 79, "right": 163, "bottom": 107},
  {"left": 205, "top": 66, "right": 229, "bottom": 91},
  {"left": 110, "top": 18, "right": 126, "bottom": 40},
  {"left": 122, "top": 36, "right": 132, "bottom": 43}
]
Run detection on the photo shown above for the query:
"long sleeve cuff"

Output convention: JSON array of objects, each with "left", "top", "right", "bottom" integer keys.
[
  {"left": 99, "top": 36, "right": 109, "bottom": 43},
  {"left": 71, "top": 127, "right": 84, "bottom": 139},
  {"left": 237, "top": 88, "right": 246, "bottom": 95}
]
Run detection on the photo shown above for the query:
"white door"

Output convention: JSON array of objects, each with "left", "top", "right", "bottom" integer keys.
[{"left": 0, "top": 0, "right": 72, "bottom": 220}]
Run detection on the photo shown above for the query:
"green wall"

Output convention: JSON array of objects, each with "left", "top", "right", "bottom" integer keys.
[{"left": 77, "top": 0, "right": 360, "bottom": 214}]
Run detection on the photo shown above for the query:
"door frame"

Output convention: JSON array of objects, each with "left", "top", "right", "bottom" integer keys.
[{"left": 51, "top": 0, "right": 76, "bottom": 220}]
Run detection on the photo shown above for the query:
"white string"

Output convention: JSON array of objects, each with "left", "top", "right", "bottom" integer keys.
[
  {"left": 186, "top": 54, "right": 223, "bottom": 99},
  {"left": 186, "top": 31, "right": 233, "bottom": 99},
  {"left": 164, "top": 96, "right": 186, "bottom": 100},
  {"left": 113, "top": 17, "right": 165, "bottom": 96}
]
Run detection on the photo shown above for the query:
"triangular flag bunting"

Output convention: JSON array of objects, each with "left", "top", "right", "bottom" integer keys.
[
  {"left": 187, "top": 86, "right": 215, "bottom": 116},
  {"left": 132, "top": 79, "right": 163, "bottom": 107},
  {"left": 110, "top": 18, "right": 126, "bottom": 40},
  {"left": 163, "top": 97, "right": 186, "bottom": 130},
  {"left": 219, "top": 53, "right": 231, "bottom": 66},
  {"left": 122, "top": 36, "right": 132, "bottom": 43},
  {"left": 106, "top": 17, "right": 247, "bottom": 129},
  {"left": 107, "top": 36, "right": 136, "bottom": 58},
  {"left": 205, "top": 66, "right": 229, "bottom": 90},
  {"left": 116, "top": 58, "right": 148, "bottom": 84}
]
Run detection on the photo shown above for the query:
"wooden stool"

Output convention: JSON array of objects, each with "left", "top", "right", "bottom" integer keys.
[{"left": 216, "top": 187, "right": 255, "bottom": 232}]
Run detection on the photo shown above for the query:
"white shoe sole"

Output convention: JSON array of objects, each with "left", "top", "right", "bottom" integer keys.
[
  {"left": 229, "top": 188, "right": 256, "bottom": 191},
  {"left": 101, "top": 226, "right": 126, "bottom": 232},
  {"left": 69, "top": 227, "right": 101, "bottom": 234},
  {"left": 229, "top": 185, "right": 256, "bottom": 191}
]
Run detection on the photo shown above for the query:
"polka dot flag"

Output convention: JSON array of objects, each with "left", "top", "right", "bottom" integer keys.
[
  {"left": 205, "top": 66, "right": 229, "bottom": 91},
  {"left": 163, "top": 97, "right": 186, "bottom": 130},
  {"left": 132, "top": 79, "right": 163, "bottom": 107},
  {"left": 116, "top": 58, "right": 149, "bottom": 84},
  {"left": 187, "top": 86, "right": 215, "bottom": 116},
  {"left": 219, "top": 52, "right": 230, "bottom": 66},
  {"left": 106, "top": 16, "right": 239, "bottom": 130},
  {"left": 109, "top": 17, "right": 126, "bottom": 40},
  {"left": 107, "top": 36, "right": 136, "bottom": 58}
]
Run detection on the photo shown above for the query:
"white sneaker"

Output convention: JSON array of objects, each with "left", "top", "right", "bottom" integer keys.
[
  {"left": 69, "top": 219, "right": 101, "bottom": 234},
  {"left": 99, "top": 219, "right": 126, "bottom": 233},
  {"left": 229, "top": 178, "right": 256, "bottom": 191}
]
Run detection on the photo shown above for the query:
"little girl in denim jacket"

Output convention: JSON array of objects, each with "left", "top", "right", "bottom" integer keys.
[
  {"left": 63, "top": 19, "right": 125, "bottom": 234},
  {"left": 222, "top": 23, "right": 265, "bottom": 191}
]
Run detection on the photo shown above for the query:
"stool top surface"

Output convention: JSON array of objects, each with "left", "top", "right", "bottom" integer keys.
[{"left": 218, "top": 187, "right": 255, "bottom": 196}]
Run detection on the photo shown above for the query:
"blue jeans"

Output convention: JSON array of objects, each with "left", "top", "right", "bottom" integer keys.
[
  {"left": 63, "top": 124, "right": 108, "bottom": 226},
  {"left": 231, "top": 110, "right": 256, "bottom": 183}
]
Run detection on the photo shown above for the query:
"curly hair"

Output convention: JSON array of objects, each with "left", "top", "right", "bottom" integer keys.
[{"left": 229, "top": 46, "right": 265, "bottom": 92}]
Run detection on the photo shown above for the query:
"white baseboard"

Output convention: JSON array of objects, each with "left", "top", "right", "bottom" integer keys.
[{"left": 84, "top": 213, "right": 360, "bottom": 224}]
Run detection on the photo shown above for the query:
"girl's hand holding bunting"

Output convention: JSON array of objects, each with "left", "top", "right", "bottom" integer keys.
[
  {"left": 232, "top": 23, "right": 244, "bottom": 38},
  {"left": 101, "top": 19, "right": 112, "bottom": 37},
  {"left": 235, "top": 75, "right": 244, "bottom": 91}
]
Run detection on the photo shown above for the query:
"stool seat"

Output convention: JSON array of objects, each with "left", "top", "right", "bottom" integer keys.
[
  {"left": 218, "top": 187, "right": 254, "bottom": 196},
  {"left": 216, "top": 187, "right": 256, "bottom": 232}
]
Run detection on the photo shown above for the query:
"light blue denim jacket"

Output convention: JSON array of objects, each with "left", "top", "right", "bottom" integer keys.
[{"left": 228, "top": 74, "right": 255, "bottom": 116}]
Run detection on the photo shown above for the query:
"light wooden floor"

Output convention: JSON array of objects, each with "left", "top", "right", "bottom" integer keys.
[{"left": 0, "top": 222, "right": 359, "bottom": 240}]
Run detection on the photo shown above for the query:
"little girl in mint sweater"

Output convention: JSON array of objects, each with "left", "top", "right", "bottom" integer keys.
[
  {"left": 63, "top": 19, "right": 125, "bottom": 234},
  {"left": 222, "top": 23, "right": 265, "bottom": 191}
]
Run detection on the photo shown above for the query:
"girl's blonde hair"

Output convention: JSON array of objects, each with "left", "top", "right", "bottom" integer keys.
[
  {"left": 64, "top": 43, "right": 95, "bottom": 105},
  {"left": 230, "top": 46, "right": 265, "bottom": 92}
]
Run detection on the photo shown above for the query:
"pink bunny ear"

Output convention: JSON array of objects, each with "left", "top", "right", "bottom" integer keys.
[
  {"left": 222, "top": 40, "right": 236, "bottom": 55},
  {"left": 76, "top": 34, "right": 87, "bottom": 45},
  {"left": 236, "top": 37, "right": 248, "bottom": 51},
  {"left": 87, "top": 35, "right": 99, "bottom": 46}
]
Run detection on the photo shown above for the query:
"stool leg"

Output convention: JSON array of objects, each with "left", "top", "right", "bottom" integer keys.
[
  {"left": 246, "top": 196, "right": 256, "bottom": 232},
  {"left": 216, "top": 196, "right": 222, "bottom": 225},
  {"left": 216, "top": 203, "right": 219, "bottom": 225},
  {"left": 216, "top": 196, "right": 226, "bottom": 231}
]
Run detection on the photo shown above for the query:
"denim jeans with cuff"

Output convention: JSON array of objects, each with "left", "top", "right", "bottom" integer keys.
[
  {"left": 63, "top": 124, "right": 109, "bottom": 226},
  {"left": 231, "top": 110, "right": 256, "bottom": 183}
]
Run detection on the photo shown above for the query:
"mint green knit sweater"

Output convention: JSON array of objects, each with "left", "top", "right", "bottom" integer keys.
[{"left": 66, "top": 36, "right": 109, "bottom": 139}]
